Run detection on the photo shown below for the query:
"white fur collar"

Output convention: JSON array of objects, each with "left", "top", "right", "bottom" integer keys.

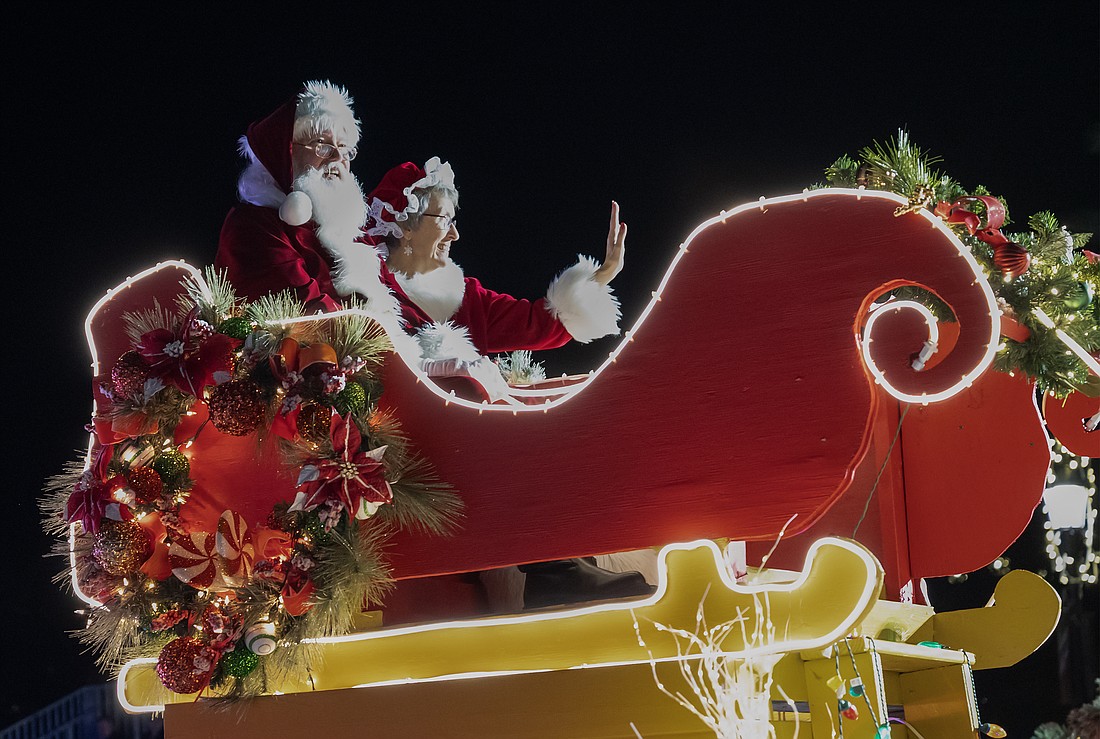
[{"left": 394, "top": 259, "right": 467, "bottom": 323}]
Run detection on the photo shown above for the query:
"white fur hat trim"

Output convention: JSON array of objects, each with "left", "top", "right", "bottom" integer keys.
[{"left": 294, "top": 80, "right": 360, "bottom": 146}]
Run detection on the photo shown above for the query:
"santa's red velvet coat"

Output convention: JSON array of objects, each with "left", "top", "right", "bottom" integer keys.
[{"left": 216, "top": 204, "right": 343, "bottom": 314}]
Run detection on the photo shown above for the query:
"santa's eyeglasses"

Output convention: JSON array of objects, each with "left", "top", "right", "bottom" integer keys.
[{"left": 294, "top": 140, "right": 358, "bottom": 162}]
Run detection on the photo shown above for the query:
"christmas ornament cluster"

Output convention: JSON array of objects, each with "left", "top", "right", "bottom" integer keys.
[
  {"left": 820, "top": 130, "right": 1098, "bottom": 398},
  {"left": 42, "top": 270, "right": 460, "bottom": 699}
]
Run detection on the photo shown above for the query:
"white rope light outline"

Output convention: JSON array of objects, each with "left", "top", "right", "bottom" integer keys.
[{"left": 117, "top": 536, "right": 880, "bottom": 713}]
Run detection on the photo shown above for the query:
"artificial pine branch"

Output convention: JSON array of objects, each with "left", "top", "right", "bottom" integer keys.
[
  {"left": 380, "top": 455, "right": 464, "bottom": 536},
  {"left": 824, "top": 154, "right": 860, "bottom": 187},
  {"left": 41, "top": 456, "right": 87, "bottom": 536},
  {"left": 122, "top": 298, "right": 178, "bottom": 345},
  {"left": 857, "top": 129, "right": 944, "bottom": 196},
  {"left": 302, "top": 522, "right": 393, "bottom": 637},
  {"left": 179, "top": 266, "right": 239, "bottom": 324},
  {"left": 496, "top": 350, "right": 547, "bottom": 385},
  {"left": 247, "top": 290, "right": 305, "bottom": 328},
  {"left": 318, "top": 297, "right": 393, "bottom": 363}
]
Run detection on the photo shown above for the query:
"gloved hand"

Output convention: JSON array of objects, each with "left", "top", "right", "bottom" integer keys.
[{"left": 420, "top": 356, "right": 512, "bottom": 402}]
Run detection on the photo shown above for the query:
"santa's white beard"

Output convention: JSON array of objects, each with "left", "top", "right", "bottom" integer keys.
[
  {"left": 292, "top": 167, "right": 368, "bottom": 245},
  {"left": 289, "top": 167, "right": 403, "bottom": 324}
]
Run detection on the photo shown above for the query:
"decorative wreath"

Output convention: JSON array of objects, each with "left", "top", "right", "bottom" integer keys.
[{"left": 42, "top": 268, "right": 462, "bottom": 699}]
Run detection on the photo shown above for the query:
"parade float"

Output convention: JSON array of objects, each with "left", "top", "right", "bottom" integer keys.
[{"left": 43, "top": 134, "right": 1098, "bottom": 737}]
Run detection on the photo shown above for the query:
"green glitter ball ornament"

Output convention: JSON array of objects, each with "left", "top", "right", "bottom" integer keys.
[
  {"left": 217, "top": 316, "right": 254, "bottom": 340},
  {"left": 334, "top": 382, "right": 367, "bottom": 416},
  {"left": 152, "top": 449, "right": 190, "bottom": 482},
  {"left": 299, "top": 512, "right": 330, "bottom": 542},
  {"left": 221, "top": 646, "right": 259, "bottom": 678}
]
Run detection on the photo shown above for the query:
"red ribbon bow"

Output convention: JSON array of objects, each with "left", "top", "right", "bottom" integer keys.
[{"left": 934, "top": 196, "right": 1030, "bottom": 278}]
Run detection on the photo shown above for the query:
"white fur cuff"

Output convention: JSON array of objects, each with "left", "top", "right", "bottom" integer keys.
[
  {"left": 416, "top": 322, "right": 483, "bottom": 363},
  {"left": 545, "top": 256, "right": 621, "bottom": 343}
]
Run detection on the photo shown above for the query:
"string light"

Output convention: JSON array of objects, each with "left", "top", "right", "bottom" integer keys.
[
  {"left": 1042, "top": 446, "right": 1097, "bottom": 585},
  {"left": 1033, "top": 307, "right": 1100, "bottom": 375}
]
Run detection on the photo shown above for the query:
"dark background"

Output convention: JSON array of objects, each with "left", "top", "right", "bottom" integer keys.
[{"left": 6, "top": 4, "right": 1097, "bottom": 734}]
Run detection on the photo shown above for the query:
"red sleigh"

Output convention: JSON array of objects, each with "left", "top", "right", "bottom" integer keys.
[{"left": 86, "top": 189, "right": 1071, "bottom": 734}]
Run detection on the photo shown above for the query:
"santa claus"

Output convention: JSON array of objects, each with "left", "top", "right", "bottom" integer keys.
[{"left": 215, "top": 80, "right": 399, "bottom": 320}]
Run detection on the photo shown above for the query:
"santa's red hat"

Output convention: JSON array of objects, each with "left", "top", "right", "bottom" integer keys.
[
  {"left": 236, "top": 81, "right": 361, "bottom": 225},
  {"left": 363, "top": 156, "right": 455, "bottom": 242}
]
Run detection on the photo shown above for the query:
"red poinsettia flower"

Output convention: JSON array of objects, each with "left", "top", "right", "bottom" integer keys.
[
  {"left": 137, "top": 309, "right": 239, "bottom": 397},
  {"left": 67, "top": 472, "right": 130, "bottom": 536},
  {"left": 291, "top": 414, "right": 392, "bottom": 525}
]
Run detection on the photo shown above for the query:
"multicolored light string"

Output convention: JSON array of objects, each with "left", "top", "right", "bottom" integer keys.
[{"left": 962, "top": 651, "right": 1007, "bottom": 738}]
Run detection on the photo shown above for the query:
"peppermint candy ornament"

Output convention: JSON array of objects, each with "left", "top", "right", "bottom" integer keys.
[
  {"left": 169, "top": 532, "right": 220, "bottom": 589},
  {"left": 215, "top": 510, "right": 255, "bottom": 585}
]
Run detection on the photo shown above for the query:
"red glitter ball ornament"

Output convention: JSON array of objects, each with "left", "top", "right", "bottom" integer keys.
[
  {"left": 110, "top": 351, "right": 150, "bottom": 398},
  {"left": 77, "top": 563, "right": 122, "bottom": 602},
  {"left": 156, "top": 637, "right": 219, "bottom": 694},
  {"left": 208, "top": 380, "right": 266, "bottom": 436},
  {"left": 92, "top": 519, "right": 152, "bottom": 575},
  {"left": 126, "top": 466, "right": 164, "bottom": 505}
]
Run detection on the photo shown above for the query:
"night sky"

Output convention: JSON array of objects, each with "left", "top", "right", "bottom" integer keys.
[{"left": 7, "top": 5, "right": 1098, "bottom": 734}]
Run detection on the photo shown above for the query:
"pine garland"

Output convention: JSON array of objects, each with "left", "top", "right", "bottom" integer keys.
[
  {"left": 43, "top": 269, "right": 462, "bottom": 700},
  {"left": 820, "top": 130, "right": 1098, "bottom": 397}
]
